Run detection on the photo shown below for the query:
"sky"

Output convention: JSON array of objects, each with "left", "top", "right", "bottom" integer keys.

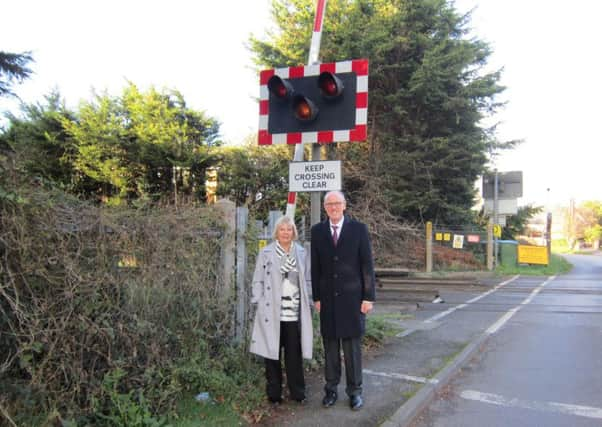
[{"left": 2, "top": 0, "right": 601, "bottom": 209}]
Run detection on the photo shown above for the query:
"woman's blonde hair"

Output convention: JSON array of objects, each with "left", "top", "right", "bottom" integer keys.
[{"left": 272, "top": 215, "right": 299, "bottom": 240}]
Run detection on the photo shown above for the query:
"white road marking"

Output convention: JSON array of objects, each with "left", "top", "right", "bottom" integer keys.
[
  {"left": 363, "top": 369, "right": 439, "bottom": 384},
  {"left": 425, "top": 275, "right": 520, "bottom": 323},
  {"left": 486, "top": 276, "right": 555, "bottom": 335},
  {"left": 461, "top": 389, "right": 602, "bottom": 420},
  {"left": 396, "top": 275, "right": 521, "bottom": 337}
]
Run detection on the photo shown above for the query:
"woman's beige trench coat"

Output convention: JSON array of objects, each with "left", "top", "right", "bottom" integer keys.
[{"left": 249, "top": 242, "right": 313, "bottom": 360}]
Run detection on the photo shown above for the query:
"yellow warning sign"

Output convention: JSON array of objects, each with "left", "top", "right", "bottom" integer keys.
[
  {"left": 517, "top": 245, "right": 549, "bottom": 265},
  {"left": 493, "top": 224, "right": 502, "bottom": 238}
]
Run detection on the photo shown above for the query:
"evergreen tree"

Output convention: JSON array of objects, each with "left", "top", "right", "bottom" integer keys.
[
  {"left": 0, "top": 51, "right": 33, "bottom": 98},
  {"left": 502, "top": 204, "right": 543, "bottom": 240},
  {"left": 60, "top": 83, "right": 221, "bottom": 203},
  {"left": 1, "top": 91, "right": 76, "bottom": 188},
  {"left": 215, "top": 138, "right": 297, "bottom": 218}
]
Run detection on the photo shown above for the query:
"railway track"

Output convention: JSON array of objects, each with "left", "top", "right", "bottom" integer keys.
[{"left": 374, "top": 268, "right": 489, "bottom": 303}]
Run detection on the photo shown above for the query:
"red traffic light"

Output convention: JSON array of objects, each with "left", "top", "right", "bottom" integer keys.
[
  {"left": 267, "top": 75, "right": 294, "bottom": 100},
  {"left": 318, "top": 72, "right": 344, "bottom": 99},
  {"left": 292, "top": 95, "right": 318, "bottom": 122}
]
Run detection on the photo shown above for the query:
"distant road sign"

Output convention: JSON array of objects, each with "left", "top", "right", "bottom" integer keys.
[
  {"left": 493, "top": 224, "right": 502, "bottom": 238},
  {"left": 452, "top": 234, "right": 464, "bottom": 249},
  {"left": 289, "top": 160, "right": 341, "bottom": 192},
  {"left": 482, "top": 171, "right": 523, "bottom": 199},
  {"left": 484, "top": 199, "right": 518, "bottom": 216}
]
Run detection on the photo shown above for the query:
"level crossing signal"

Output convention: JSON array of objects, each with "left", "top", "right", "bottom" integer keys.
[{"left": 258, "top": 59, "right": 369, "bottom": 145}]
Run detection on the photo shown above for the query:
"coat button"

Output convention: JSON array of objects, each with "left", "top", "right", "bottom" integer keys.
[
  {"left": 333, "top": 274, "right": 338, "bottom": 278},
  {"left": 335, "top": 292, "right": 339, "bottom": 297},
  {"left": 266, "top": 302, "right": 270, "bottom": 306},
  {"left": 334, "top": 256, "right": 338, "bottom": 261},
  {"left": 265, "top": 318, "right": 269, "bottom": 322},
  {"left": 267, "top": 286, "right": 271, "bottom": 290}
]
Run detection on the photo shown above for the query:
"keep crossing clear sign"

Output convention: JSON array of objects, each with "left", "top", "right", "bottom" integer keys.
[{"left": 289, "top": 160, "right": 342, "bottom": 192}]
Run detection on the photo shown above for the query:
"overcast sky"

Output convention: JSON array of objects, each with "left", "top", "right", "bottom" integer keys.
[{"left": 2, "top": 0, "right": 600, "bottom": 208}]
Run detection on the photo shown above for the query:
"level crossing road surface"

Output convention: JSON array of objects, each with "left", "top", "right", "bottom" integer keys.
[
  {"left": 257, "top": 253, "right": 602, "bottom": 427},
  {"left": 409, "top": 253, "right": 602, "bottom": 427}
]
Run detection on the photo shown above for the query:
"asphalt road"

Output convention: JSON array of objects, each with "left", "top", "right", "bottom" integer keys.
[{"left": 410, "top": 253, "right": 602, "bottom": 427}]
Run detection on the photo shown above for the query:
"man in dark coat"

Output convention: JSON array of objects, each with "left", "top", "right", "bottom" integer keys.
[{"left": 311, "top": 190, "right": 376, "bottom": 411}]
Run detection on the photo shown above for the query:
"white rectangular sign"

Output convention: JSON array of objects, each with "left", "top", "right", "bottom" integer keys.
[
  {"left": 483, "top": 199, "right": 518, "bottom": 216},
  {"left": 289, "top": 160, "right": 342, "bottom": 192}
]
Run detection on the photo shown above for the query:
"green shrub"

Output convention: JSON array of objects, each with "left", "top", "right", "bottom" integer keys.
[{"left": 0, "top": 182, "right": 255, "bottom": 423}]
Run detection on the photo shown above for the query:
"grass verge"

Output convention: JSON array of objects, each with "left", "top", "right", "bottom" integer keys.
[{"left": 495, "top": 253, "right": 572, "bottom": 276}]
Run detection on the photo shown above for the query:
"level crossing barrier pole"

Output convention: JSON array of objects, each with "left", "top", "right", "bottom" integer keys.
[{"left": 285, "top": 0, "right": 328, "bottom": 223}]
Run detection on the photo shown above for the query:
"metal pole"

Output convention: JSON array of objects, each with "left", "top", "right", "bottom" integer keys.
[
  {"left": 235, "top": 206, "right": 248, "bottom": 342},
  {"left": 285, "top": 0, "right": 328, "bottom": 222}
]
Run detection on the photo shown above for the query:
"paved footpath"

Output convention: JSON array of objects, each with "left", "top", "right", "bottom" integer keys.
[{"left": 258, "top": 275, "right": 516, "bottom": 427}]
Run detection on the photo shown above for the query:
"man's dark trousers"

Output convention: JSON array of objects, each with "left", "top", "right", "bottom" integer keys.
[{"left": 323, "top": 336, "right": 362, "bottom": 397}]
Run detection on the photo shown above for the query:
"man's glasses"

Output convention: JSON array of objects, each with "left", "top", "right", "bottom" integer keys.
[{"left": 324, "top": 202, "right": 344, "bottom": 207}]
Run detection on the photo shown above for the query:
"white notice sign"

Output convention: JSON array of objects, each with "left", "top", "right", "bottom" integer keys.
[
  {"left": 289, "top": 160, "right": 342, "bottom": 192},
  {"left": 452, "top": 234, "right": 464, "bottom": 249}
]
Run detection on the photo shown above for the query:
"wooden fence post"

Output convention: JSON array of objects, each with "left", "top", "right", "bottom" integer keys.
[
  {"left": 425, "top": 221, "right": 433, "bottom": 273},
  {"left": 487, "top": 220, "right": 494, "bottom": 270}
]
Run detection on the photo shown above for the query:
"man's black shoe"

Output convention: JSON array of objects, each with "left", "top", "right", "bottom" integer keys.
[
  {"left": 350, "top": 395, "right": 363, "bottom": 410},
  {"left": 322, "top": 392, "right": 337, "bottom": 407}
]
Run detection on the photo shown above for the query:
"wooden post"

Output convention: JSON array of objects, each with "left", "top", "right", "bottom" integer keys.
[
  {"left": 546, "top": 212, "right": 552, "bottom": 261},
  {"left": 425, "top": 221, "right": 433, "bottom": 273},
  {"left": 487, "top": 220, "right": 494, "bottom": 271}
]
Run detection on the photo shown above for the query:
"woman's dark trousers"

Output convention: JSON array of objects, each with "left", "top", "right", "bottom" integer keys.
[{"left": 265, "top": 321, "right": 305, "bottom": 401}]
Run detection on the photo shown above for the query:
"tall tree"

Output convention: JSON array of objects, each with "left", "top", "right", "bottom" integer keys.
[
  {"left": 0, "top": 91, "right": 76, "bottom": 188},
  {"left": 569, "top": 201, "right": 602, "bottom": 247},
  {"left": 250, "top": 0, "right": 519, "bottom": 225},
  {"left": 502, "top": 204, "right": 543, "bottom": 240},
  {"left": 0, "top": 51, "right": 33, "bottom": 98},
  {"left": 61, "top": 83, "right": 221, "bottom": 203},
  {"left": 215, "top": 138, "right": 298, "bottom": 218}
]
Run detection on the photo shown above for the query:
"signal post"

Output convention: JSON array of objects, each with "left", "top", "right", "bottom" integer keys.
[{"left": 257, "top": 0, "right": 369, "bottom": 225}]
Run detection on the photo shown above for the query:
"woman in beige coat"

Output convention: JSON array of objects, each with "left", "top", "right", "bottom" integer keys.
[{"left": 249, "top": 216, "right": 313, "bottom": 404}]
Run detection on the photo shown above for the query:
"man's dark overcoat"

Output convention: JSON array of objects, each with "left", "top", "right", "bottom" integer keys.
[{"left": 311, "top": 216, "right": 376, "bottom": 339}]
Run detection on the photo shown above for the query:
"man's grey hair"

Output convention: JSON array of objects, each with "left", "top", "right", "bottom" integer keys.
[
  {"left": 323, "top": 191, "right": 346, "bottom": 205},
  {"left": 272, "top": 215, "right": 299, "bottom": 240}
]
